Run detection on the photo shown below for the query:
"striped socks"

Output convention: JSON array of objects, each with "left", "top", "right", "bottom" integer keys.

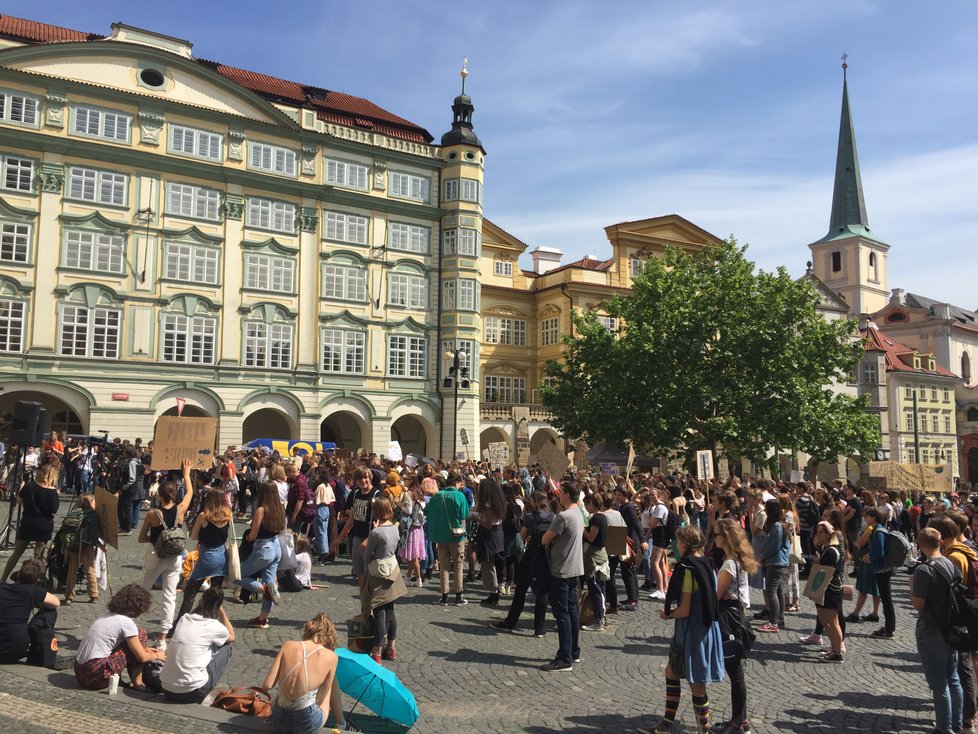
[
  {"left": 662, "top": 677, "right": 681, "bottom": 725},
  {"left": 691, "top": 693, "right": 710, "bottom": 732}
]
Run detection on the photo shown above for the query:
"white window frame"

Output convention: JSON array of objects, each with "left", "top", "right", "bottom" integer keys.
[
  {"left": 321, "top": 328, "right": 366, "bottom": 374},
  {"left": 63, "top": 230, "right": 125, "bottom": 274},
  {"left": 945, "top": 415, "right": 952, "bottom": 434},
  {"left": 389, "top": 171, "right": 430, "bottom": 202},
  {"left": 0, "top": 221, "right": 30, "bottom": 263},
  {"left": 388, "top": 273, "right": 426, "bottom": 310},
  {"left": 387, "top": 335, "right": 426, "bottom": 378},
  {"left": 60, "top": 304, "right": 121, "bottom": 359},
  {"left": 904, "top": 409, "right": 915, "bottom": 432},
  {"left": 0, "top": 299, "right": 25, "bottom": 352},
  {"left": 631, "top": 258, "right": 644, "bottom": 278},
  {"left": 494, "top": 260, "right": 513, "bottom": 276},
  {"left": 323, "top": 211, "right": 368, "bottom": 245},
  {"left": 249, "top": 141, "right": 297, "bottom": 176},
  {"left": 1, "top": 155, "right": 34, "bottom": 193},
  {"left": 388, "top": 222, "right": 429, "bottom": 254},
  {"left": 862, "top": 363, "right": 877, "bottom": 384},
  {"left": 166, "top": 182, "right": 221, "bottom": 221},
  {"left": 247, "top": 197, "right": 296, "bottom": 234},
  {"left": 445, "top": 278, "right": 477, "bottom": 311},
  {"left": 67, "top": 167, "right": 128, "bottom": 207},
  {"left": 168, "top": 124, "right": 223, "bottom": 161},
  {"left": 161, "top": 313, "right": 216, "bottom": 365},
  {"left": 443, "top": 177, "right": 481, "bottom": 204},
  {"left": 244, "top": 253, "right": 294, "bottom": 293},
  {"left": 0, "top": 91, "right": 40, "bottom": 127},
  {"left": 943, "top": 387, "right": 951, "bottom": 403},
  {"left": 72, "top": 105, "right": 131, "bottom": 143},
  {"left": 597, "top": 316, "right": 617, "bottom": 334},
  {"left": 541, "top": 316, "right": 560, "bottom": 346},
  {"left": 484, "top": 375, "right": 527, "bottom": 404},
  {"left": 322, "top": 263, "right": 366, "bottom": 302},
  {"left": 163, "top": 242, "right": 220, "bottom": 285},
  {"left": 243, "top": 321, "right": 292, "bottom": 369},
  {"left": 325, "top": 158, "right": 368, "bottom": 190}
]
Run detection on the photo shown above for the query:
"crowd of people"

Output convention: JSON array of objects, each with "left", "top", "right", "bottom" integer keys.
[{"left": 2, "top": 433, "right": 978, "bottom": 733}]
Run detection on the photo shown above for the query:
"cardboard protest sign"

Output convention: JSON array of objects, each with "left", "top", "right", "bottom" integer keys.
[
  {"left": 151, "top": 417, "right": 217, "bottom": 471},
  {"left": 599, "top": 462, "right": 618, "bottom": 475},
  {"left": 387, "top": 441, "right": 403, "bottom": 462},
  {"left": 94, "top": 485, "right": 119, "bottom": 550},
  {"left": 626, "top": 443, "right": 636, "bottom": 476},
  {"left": 574, "top": 443, "right": 589, "bottom": 469},
  {"left": 404, "top": 455, "right": 418, "bottom": 469},
  {"left": 696, "top": 450, "right": 714, "bottom": 481},
  {"left": 488, "top": 442, "right": 509, "bottom": 467},
  {"left": 605, "top": 525, "right": 627, "bottom": 556},
  {"left": 869, "top": 461, "right": 952, "bottom": 492},
  {"left": 789, "top": 469, "right": 803, "bottom": 484},
  {"left": 802, "top": 563, "right": 833, "bottom": 606},
  {"left": 537, "top": 441, "right": 572, "bottom": 479}
]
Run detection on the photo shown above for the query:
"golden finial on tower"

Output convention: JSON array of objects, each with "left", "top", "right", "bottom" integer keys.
[
  {"left": 460, "top": 56, "right": 468, "bottom": 94},
  {"left": 841, "top": 51, "right": 848, "bottom": 82}
]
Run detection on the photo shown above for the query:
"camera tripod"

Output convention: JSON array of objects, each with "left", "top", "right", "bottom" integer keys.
[{"left": 0, "top": 446, "right": 27, "bottom": 550}]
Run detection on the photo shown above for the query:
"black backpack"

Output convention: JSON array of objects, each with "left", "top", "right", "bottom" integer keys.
[
  {"left": 929, "top": 559, "right": 978, "bottom": 653},
  {"left": 664, "top": 508, "right": 681, "bottom": 541}
]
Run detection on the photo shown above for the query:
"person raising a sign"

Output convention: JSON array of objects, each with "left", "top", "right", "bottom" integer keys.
[{"left": 137, "top": 459, "right": 195, "bottom": 650}]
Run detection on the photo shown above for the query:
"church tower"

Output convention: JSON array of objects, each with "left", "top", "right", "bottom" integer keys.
[
  {"left": 809, "top": 58, "right": 890, "bottom": 316},
  {"left": 437, "top": 60, "right": 485, "bottom": 460}
]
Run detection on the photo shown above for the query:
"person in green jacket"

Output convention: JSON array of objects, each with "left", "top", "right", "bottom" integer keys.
[{"left": 426, "top": 471, "right": 470, "bottom": 606}]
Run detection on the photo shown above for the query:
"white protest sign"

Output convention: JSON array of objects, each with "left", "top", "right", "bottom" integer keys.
[{"left": 387, "top": 441, "right": 403, "bottom": 462}]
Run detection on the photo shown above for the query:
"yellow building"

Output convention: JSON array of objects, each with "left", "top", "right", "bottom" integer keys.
[
  {"left": 478, "top": 215, "right": 723, "bottom": 460},
  {"left": 0, "top": 14, "right": 483, "bottom": 458}
]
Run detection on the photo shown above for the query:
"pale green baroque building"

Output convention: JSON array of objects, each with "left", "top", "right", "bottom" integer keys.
[{"left": 0, "top": 14, "right": 484, "bottom": 458}]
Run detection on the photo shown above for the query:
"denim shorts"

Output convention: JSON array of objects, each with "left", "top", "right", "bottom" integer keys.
[{"left": 270, "top": 701, "right": 323, "bottom": 734}]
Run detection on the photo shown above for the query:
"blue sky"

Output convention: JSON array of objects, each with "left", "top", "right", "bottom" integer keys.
[{"left": 10, "top": 2, "right": 977, "bottom": 306}]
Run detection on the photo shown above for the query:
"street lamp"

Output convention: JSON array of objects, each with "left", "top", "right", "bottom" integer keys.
[{"left": 443, "top": 347, "right": 470, "bottom": 461}]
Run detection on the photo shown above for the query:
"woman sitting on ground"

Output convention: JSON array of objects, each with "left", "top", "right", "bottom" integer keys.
[
  {"left": 262, "top": 613, "right": 358, "bottom": 733},
  {"left": 0, "top": 559, "right": 59, "bottom": 664},
  {"left": 74, "top": 583, "right": 164, "bottom": 691},
  {"left": 158, "top": 587, "right": 234, "bottom": 703}
]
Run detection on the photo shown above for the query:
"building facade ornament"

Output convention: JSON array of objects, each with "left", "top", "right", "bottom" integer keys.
[
  {"left": 298, "top": 206, "right": 319, "bottom": 233},
  {"left": 44, "top": 93, "right": 66, "bottom": 128},
  {"left": 227, "top": 129, "right": 246, "bottom": 161},
  {"left": 301, "top": 144, "right": 317, "bottom": 176},
  {"left": 222, "top": 194, "right": 244, "bottom": 220},
  {"left": 372, "top": 160, "right": 387, "bottom": 191},
  {"left": 38, "top": 163, "right": 64, "bottom": 193},
  {"left": 137, "top": 110, "right": 165, "bottom": 146}
]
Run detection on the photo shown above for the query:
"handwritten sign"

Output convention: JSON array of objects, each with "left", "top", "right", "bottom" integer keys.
[
  {"left": 488, "top": 442, "right": 509, "bottom": 467},
  {"left": 865, "top": 476, "right": 887, "bottom": 492},
  {"left": 869, "top": 461, "right": 952, "bottom": 492},
  {"left": 537, "top": 441, "right": 572, "bottom": 479},
  {"left": 150, "top": 416, "right": 217, "bottom": 470},
  {"left": 599, "top": 462, "right": 618, "bottom": 475},
  {"left": 696, "top": 450, "right": 714, "bottom": 481},
  {"left": 94, "top": 485, "right": 118, "bottom": 550},
  {"left": 386, "top": 441, "right": 402, "bottom": 462},
  {"left": 626, "top": 443, "right": 636, "bottom": 476}
]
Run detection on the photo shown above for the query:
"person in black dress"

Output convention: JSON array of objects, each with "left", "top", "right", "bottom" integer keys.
[{"left": 0, "top": 463, "right": 60, "bottom": 582}]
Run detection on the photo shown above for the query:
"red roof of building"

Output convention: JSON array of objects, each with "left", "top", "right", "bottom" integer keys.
[
  {"left": 0, "top": 14, "right": 433, "bottom": 143},
  {"left": 861, "top": 325, "right": 958, "bottom": 378}
]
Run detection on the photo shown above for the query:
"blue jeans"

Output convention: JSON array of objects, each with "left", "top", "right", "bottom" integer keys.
[
  {"left": 549, "top": 575, "right": 580, "bottom": 664},
  {"left": 130, "top": 497, "right": 142, "bottom": 531},
  {"left": 585, "top": 574, "right": 606, "bottom": 622},
  {"left": 422, "top": 527, "right": 435, "bottom": 573},
  {"left": 237, "top": 537, "right": 281, "bottom": 614},
  {"left": 314, "top": 505, "right": 330, "bottom": 556},
  {"left": 270, "top": 701, "right": 323, "bottom": 734},
  {"left": 917, "top": 632, "right": 963, "bottom": 733}
]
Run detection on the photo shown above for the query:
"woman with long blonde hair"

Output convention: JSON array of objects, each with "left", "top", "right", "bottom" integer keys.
[
  {"left": 712, "top": 518, "right": 759, "bottom": 734},
  {"left": 237, "top": 481, "right": 286, "bottom": 629}
]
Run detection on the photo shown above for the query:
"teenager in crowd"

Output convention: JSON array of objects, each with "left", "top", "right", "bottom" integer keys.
[
  {"left": 361, "top": 496, "right": 406, "bottom": 663},
  {"left": 174, "top": 488, "right": 230, "bottom": 629},
  {"left": 0, "top": 463, "right": 59, "bottom": 583},
  {"left": 654, "top": 526, "right": 724, "bottom": 733},
  {"left": 0, "top": 559, "right": 59, "bottom": 663},
  {"left": 757, "top": 498, "right": 789, "bottom": 633},
  {"left": 238, "top": 481, "right": 287, "bottom": 629},
  {"left": 813, "top": 521, "right": 847, "bottom": 663}
]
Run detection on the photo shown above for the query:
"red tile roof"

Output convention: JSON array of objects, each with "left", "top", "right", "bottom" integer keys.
[
  {"left": 0, "top": 14, "right": 433, "bottom": 143},
  {"left": 861, "top": 326, "right": 959, "bottom": 378}
]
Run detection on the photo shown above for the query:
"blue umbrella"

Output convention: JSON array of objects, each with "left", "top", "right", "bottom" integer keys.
[{"left": 335, "top": 647, "right": 420, "bottom": 728}]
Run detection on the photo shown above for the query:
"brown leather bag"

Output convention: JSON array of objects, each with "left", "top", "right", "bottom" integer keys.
[{"left": 211, "top": 686, "right": 272, "bottom": 718}]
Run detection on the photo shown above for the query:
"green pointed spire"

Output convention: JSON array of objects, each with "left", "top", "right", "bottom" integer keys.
[{"left": 821, "top": 67, "right": 875, "bottom": 242}]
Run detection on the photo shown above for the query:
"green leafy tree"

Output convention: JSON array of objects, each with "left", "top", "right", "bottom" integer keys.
[{"left": 541, "top": 239, "right": 880, "bottom": 470}]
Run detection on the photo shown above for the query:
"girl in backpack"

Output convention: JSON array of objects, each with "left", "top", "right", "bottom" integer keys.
[
  {"left": 137, "top": 459, "right": 194, "bottom": 649},
  {"left": 862, "top": 506, "right": 896, "bottom": 639},
  {"left": 63, "top": 493, "right": 102, "bottom": 604},
  {"left": 654, "top": 525, "right": 724, "bottom": 734}
]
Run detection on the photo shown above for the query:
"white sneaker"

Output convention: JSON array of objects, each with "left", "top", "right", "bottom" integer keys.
[
  {"left": 648, "top": 590, "right": 666, "bottom": 600},
  {"left": 155, "top": 638, "right": 167, "bottom": 652},
  {"left": 200, "top": 580, "right": 210, "bottom": 591}
]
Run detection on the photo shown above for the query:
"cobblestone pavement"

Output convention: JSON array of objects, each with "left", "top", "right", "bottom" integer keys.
[{"left": 0, "top": 503, "right": 943, "bottom": 733}]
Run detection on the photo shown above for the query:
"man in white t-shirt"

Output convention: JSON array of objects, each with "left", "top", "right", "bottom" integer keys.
[{"left": 159, "top": 588, "right": 235, "bottom": 703}]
